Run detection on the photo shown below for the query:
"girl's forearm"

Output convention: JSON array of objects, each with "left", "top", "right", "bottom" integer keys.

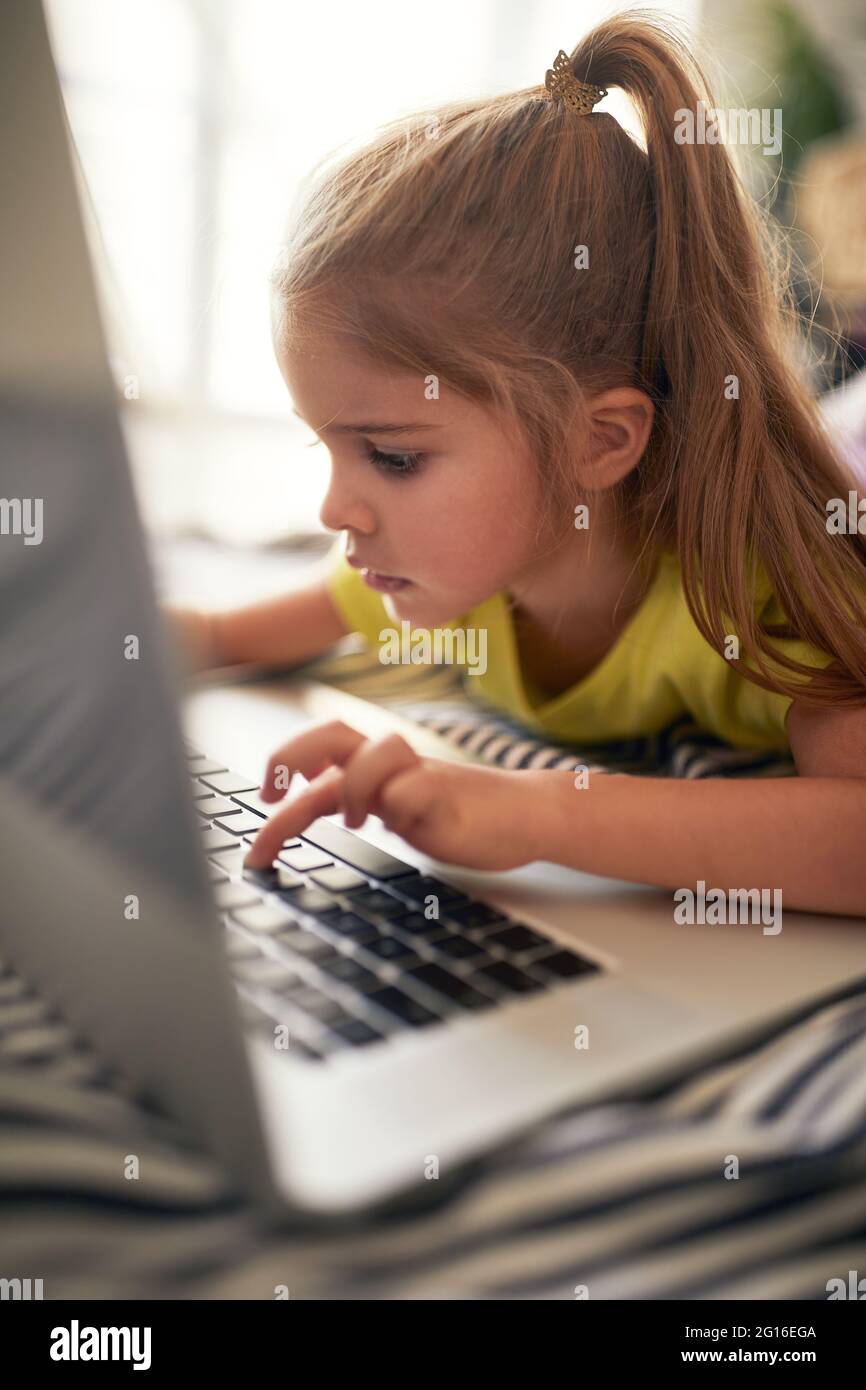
[
  {"left": 540, "top": 770, "right": 866, "bottom": 917},
  {"left": 180, "top": 579, "right": 349, "bottom": 671}
]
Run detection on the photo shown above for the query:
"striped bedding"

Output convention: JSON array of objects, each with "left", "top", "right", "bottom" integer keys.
[
  {"left": 0, "top": 646, "right": 863, "bottom": 1300},
  {"left": 0, "top": 966, "right": 864, "bottom": 1298}
]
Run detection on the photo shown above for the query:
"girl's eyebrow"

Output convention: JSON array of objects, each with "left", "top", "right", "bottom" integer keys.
[{"left": 291, "top": 407, "right": 440, "bottom": 435}]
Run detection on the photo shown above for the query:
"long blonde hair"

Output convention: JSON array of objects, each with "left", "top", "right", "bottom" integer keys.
[{"left": 273, "top": 9, "right": 866, "bottom": 706}]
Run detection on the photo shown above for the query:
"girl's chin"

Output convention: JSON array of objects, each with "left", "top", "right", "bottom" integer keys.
[{"left": 383, "top": 592, "right": 454, "bottom": 627}]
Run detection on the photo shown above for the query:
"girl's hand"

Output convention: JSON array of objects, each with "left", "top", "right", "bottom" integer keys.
[{"left": 242, "top": 719, "right": 555, "bottom": 872}]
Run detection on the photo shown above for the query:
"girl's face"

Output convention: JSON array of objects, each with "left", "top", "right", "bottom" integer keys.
[{"left": 276, "top": 332, "right": 546, "bottom": 627}]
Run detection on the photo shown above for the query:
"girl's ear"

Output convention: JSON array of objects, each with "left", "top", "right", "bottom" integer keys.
[{"left": 581, "top": 387, "right": 654, "bottom": 490}]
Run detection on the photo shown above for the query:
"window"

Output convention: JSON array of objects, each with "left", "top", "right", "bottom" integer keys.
[{"left": 46, "top": 0, "right": 698, "bottom": 540}]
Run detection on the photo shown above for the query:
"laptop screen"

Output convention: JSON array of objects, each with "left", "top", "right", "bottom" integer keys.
[{"left": 0, "top": 1, "right": 212, "bottom": 913}]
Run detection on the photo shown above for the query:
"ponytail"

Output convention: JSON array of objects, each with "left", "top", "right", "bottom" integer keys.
[{"left": 569, "top": 11, "right": 866, "bottom": 703}]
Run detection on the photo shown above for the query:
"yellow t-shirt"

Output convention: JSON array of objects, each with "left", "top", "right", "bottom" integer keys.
[{"left": 323, "top": 544, "right": 836, "bottom": 751}]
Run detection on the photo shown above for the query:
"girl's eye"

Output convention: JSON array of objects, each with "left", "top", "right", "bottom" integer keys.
[{"left": 365, "top": 444, "right": 424, "bottom": 475}]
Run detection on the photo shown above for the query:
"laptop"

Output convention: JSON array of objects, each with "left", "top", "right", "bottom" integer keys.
[{"left": 2, "top": 0, "right": 864, "bottom": 1217}]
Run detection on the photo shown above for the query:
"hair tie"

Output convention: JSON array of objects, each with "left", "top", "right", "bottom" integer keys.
[{"left": 544, "top": 50, "right": 607, "bottom": 114}]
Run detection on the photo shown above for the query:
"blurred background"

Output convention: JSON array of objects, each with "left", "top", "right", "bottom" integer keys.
[{"left": 45, "top": 0, "right": 866, "bottom": 602}]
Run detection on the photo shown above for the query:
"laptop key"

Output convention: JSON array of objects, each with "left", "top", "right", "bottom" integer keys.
[
  {"left": 329, "top": 1018, "right": 384, "bottom": 1048},
  {"left": 316, "top": 911, "right": 380, "bottom": 945},
  {"left": 277, "top": 930, "right": 338, "bottom": 963},
  {"left": 0, "top": 1025, "right": 77, "bottom": 1063},
  {"left": 231, "top": 903, "right": 295, "bottom": 934},
  {"left": 207, "top": 861, "right": 230, "bottom": 883},
  {"left": 273, "top": 841, "right": 305, "bottom": 858},
  {"left": 530, "top": 950, "right": 601, "bottom": 980},
  {"left": 361, "top": 935, "right": 417, "bottom": 963},
  {"left": 186, "top": 758, "right": 227, "bottom": 775},
  {"left": 278, "top": 845, "right": 334, "bottom": 873},
  {"left": 195, "top": 795, "right": 241, "bottom": 819},
  {"left": 431, "top": 932, "right": 487, "bottom": 961},
  {"left": 277, "top": 886, "right": 338, "bottom": 916},
  {"left": 214, "top": 881, "right": 263, "bottom": 911},
  {"left": 231, "top": 958, "right": 301, "bottom": 990},
  {"left": 289, "top": 1038, "right": 325, "bottom": 1062},
  {"left": 230, "top": 789, "right": 280, "bottom": 817},
  {"left": 191, "top": 778, "right": 222, "bottom": 798},
  {"left": 349, "top": 888, "right": 407, "bottom": 918},
  {"left": 301, "top": 818, "right": 418, "bottom": 881},
  {"left": 201, "top": 827, "right": 241, "bottom": 853},
  {"left": 245, "top": 866, "right": 280, "bottom": 893},
  {"left": 284, "top": 986, "right": 345, "bottom": 1025},
  {"left": 472, "top": 960, "right": 547, "bottom": 995},
  {"left": 366, "top": 986, "right": 441, "bottom": 1028},
  {"left": 444, "top": 901, "right": 509, "bottom": 930},
  {"left": 395, "top": 875, "right": 470, "bottom": 907},
  {"left": 484, "top": 924, "right": 551, "bottom": 954},
  {"left": 317, "top": 956, "right": 381, "bottom": 992},
  {"left": 199, "top": 772, "right": 260, "bottom": 795},
  {"left": 223, "top": 930, "right": 264, "bottom": 960},
  {"left": 208, "top": 849, "right": 245, "bottom": 877},
  {"left": 0, "top": 998, "right": 54, "bottom": 1029},
  {"left": 0, "top": 976, "right": 29, "bottom": 1003},
  {"left": 215, "top": 813, "right": 273, "bottom": 836},
  {"left": 45, "top": 1051, "right": 113, "bottom": 1088},
  {"left": 390, "top": 911, "right": 448, "bottom": 940},
  {"left": 404, "top": 963, "right": 496, "bottom": 1012},
  {"left": 308, "top": 865, "right": 368, "bottom": 893},
  {"left": 275, "top": 865, "right": 305, "bottom": 893}
]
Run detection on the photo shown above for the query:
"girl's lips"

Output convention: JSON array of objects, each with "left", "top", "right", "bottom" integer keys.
[{"left": 361, "top": 569, "right": 412, "bottom": 593}]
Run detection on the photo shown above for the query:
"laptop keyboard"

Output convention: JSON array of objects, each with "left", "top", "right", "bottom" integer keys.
[{"left": 188, "top": 744, "right": 602, "bottom": 1064}]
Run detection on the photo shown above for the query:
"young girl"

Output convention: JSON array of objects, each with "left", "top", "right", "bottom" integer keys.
[{"left": 173, "top": 13, "right": 866, "bottom": 915}]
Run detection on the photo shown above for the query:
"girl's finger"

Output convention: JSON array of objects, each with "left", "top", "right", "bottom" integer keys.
[
  {"left": 375, "top": 764, "right": 438, "bottom": 840},
  {"left": 340, "top": 733, "right": 421, "bottom": 828},
  {"left": 260, "top": 719, "right": 368, "bottom": 802},
  {"left": 244, "top": 764, "right": 345, "bottom": 867}
]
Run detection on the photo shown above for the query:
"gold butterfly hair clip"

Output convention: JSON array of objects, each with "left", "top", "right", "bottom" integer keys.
[{"left": 544, "top": 50, "right": 607, "bottom": 115}]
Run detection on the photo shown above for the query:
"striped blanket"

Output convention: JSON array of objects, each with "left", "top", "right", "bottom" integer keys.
[
  {"left": 1, "top": 646, "right": 863, "bottom": 1300},
  {"left": 0, "top": 972, "right": 864, "bottom": 1298}
]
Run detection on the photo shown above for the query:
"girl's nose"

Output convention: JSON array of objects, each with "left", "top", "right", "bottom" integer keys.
[{"left": 319, "top": 467, "right": 376, "bottom": 537}]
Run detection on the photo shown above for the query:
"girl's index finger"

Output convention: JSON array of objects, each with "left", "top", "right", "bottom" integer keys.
[
  {"left": 244, "top": 764, "right": 345, "bottom": 868},
  {"left": 260, "top": 720, "right": 369, "bottom": 800}
]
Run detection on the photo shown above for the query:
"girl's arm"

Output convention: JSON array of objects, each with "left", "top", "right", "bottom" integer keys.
[
  {"left": 164, "top": 577, "right": 352, "bottom": 673},
  {"left": 541, "top": 770, "right": 866, "bottom": 918},
  {"left": 541, "top": 693, "right": 866, "bottom": 916},
  {"left": 530, "top": 692, "right": 866, "bottom": 917},
  {"left": 243, "top": 700, "right": 866, "bottom": 918}
]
